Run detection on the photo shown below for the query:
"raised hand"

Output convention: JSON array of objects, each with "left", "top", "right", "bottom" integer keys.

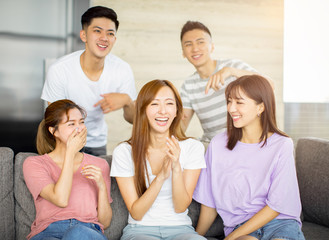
[
  {"left": 205, "top": 67, "right": 233, "bottom": 94},
  {"left": 166, "top": 135, "right": 181, "bottom": 172},
  {"left": 66, "top": 127, "right": 87, "bottom": 154},
  {"left": 94, "top": 93, "right": 131, "bottom": 114},
  {"left": 81, "top": 164, "right": 106, "bottom": 190}
]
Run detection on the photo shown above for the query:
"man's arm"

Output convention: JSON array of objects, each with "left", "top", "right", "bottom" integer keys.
[
  {"left": 181, "top": 108, "right": 194, "bottom": 132},
  {"left": 94, "top": 93, "right": 135, "bottom": 124},
  {"left": 205, "top": 67, "right": 274, "bottom": 94}
]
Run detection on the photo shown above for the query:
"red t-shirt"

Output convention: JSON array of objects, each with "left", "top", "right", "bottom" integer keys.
[{"left": 23, "top": 153, "right": 112, "bottom": 239}]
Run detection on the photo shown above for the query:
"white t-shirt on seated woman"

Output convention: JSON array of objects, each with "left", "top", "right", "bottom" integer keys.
[{"left": 110, "top": 138, "right": 206, "bottom": 226}]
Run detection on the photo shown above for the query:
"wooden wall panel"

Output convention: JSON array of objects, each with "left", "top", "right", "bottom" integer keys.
[{"left": 91, "top": 0, "right": 283, "bottom": 153}]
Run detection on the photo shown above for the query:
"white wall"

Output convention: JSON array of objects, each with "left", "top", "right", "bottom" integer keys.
[{"left": 284, "top": 0, "right": 329, "bottom": 103}]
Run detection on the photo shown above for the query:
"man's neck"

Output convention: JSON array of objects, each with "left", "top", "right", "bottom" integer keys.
[
  {"left": 80, "top": 51, "right": 105, "bottom": 81},
  {"left": 196, "top": 59, "right": 217, "bottom": 79}
]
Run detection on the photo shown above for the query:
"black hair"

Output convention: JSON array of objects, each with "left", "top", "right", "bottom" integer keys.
[
  {"left": 81, "top": 6, "right": 119, "bottom": 30},
  {"left": 180, "top": 21, "right": 211, "bottom": 41}
]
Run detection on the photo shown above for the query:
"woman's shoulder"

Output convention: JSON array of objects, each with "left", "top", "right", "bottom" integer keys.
[
  {"left": 179, "top": 138, "right": 204, "bottom": 150},
  {"left": 210, "top": 132, "right": 228, "bottom": 145},
  {"left": 24, "top": 154, "right": 48, "bottom": 166},
  {"left": 113, "top": 142, "right": 132, "bottom": 155},
  {"left": 270, "top": 133, "right": 293, "bottom": 146}
]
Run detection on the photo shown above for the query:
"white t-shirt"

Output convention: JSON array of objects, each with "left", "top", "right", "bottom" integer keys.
[
  {"left": 110, "top": 138, "right": 206, "bottom": 226},
  {"left": 41, "top": 50, "right": 137, "bottom": 148}
]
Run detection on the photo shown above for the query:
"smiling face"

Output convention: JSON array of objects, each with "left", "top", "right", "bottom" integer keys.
[
  {"left": 146, "top": 86, "right": 177, "bottom": 135},
  {"left": 80, "top": 17, "right": 117, "bottom": 59},
  {"left": 51, "top": 108, "right": 86, "bottom": 145},
  {"left": 181, "top": 29, "right": 214, "bottom": 68},
  {"left": 227, "top": 88, "right": 264, "bottom": 130}
]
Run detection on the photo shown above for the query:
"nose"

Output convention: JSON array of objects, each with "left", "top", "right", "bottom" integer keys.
[
  {"left": 158, "top": 103, "right": 166, "bottom": 114},
  {"left": 100, "top": 31, "right": 107, "bottom": 41},
  {"left": 192, "top": 43, "right": 199, "bottom": 52}
]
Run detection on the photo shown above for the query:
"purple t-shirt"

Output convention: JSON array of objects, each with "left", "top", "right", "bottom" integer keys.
[{"left": 193, "top": 132, "right": 302, "bottom": 236}]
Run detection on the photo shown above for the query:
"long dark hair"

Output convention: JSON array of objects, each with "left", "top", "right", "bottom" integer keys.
[
  {"left": 36, "top": 99, "right": 86, "bottom": 155},
  {"left": 225, "top": 75, "right": 288, "bottom": 150},
  {"left": 129, "top": 80, "right": 187, "bottom": 197}
]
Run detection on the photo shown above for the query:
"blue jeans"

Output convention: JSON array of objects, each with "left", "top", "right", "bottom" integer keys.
[
  {"left": 30, "top": 219, "right": 107, "bottom": 240},
  {"left": 233, "top": 219, "right": 305, "bottom": 240},
  {"left": 120, "top": 224, "right": 206, "bottom": 240}
]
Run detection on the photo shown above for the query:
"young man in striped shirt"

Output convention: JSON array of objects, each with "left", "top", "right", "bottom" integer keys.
[{"left": 180, "top": 21, "right": 257, "bottom": 144}]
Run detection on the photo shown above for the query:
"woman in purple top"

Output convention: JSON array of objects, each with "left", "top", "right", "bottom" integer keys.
[{"left": 193, "top": 75, "right": 305, "bottom": 240}]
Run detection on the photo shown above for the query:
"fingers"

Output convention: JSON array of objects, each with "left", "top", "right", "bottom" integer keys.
[
  {"left": 81, "top": 165, "right": 104, "bottom": 182},
  {"left": 93, "top": 99, "right": 103, "bottom": 108},
  {"left": 205, "top": 74, "right": 222, "bottom": 94},
  {"left": 205, "top": 78, "right": 212, "bottom": 94},
  {"left": 166, "top": 135, "right": 180, "bottom": 162}
]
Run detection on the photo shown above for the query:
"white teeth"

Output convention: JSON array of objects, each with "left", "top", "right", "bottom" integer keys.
[
  {"left": 97, "top": 44, "right": 107, "bottom": 48},
  {"left": 155, "top": 118, "right": 168, "bottom": 122},
  {"left": 232, "top": 116, "right": 240, "bottom": 119}
]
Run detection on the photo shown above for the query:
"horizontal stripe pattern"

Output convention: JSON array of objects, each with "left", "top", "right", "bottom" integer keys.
[{"left": 180, "top": 59, "right": 256, "bottom": 142}]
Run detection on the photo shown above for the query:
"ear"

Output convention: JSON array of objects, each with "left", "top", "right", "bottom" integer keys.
[
  {"left": 80, "top": 29, "right": 87, "bottom": 43},
  {"left": 258, "top": 102, "right": 265, "bottom": 115},
  {"left": 210, "top": 42, "right": 215, "bottom": 53},
  {"left": 48, "top": 126, "right": 57, "bottom": 137}
]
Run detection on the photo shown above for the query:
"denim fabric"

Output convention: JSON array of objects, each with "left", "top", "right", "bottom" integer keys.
[
  {"left": 120, "top": 224, "right": 206, "bottom": 240},
  {"left": 30, "top": 219, "right": 107, "bottom": 240},
  {"left": 233, "top": 219, "right": 305, "bottom": 240},
  {"left": 83, "top": 145, "right": 107, "bottom": 156}
]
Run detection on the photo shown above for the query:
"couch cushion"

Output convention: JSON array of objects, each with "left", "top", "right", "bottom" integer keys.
[
  {"left": 302, "top": 221, "right": 329, "bottom": 240},
  {"left": 296, "top": 137, "right": 329, "bottom": 227},
  {"left": 14, "top": 152, "right": 37, "bottom": 240},
  {"left": 0, "top": 147, "right": 15, "bottom": 240},
  {"left": 188, "top": 199, "right": 224, "bottom": 239},
  {"left": 100, "top": 155, "right": 129, "bottom": 240}
]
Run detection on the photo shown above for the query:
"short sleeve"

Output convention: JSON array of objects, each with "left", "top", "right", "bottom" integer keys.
[
  {"left": 266, "top": 138, "right": 302, "bottom": 216},
  {"left": 181, "top": 139, "right": 206, "bottom": 169},
  {"left": 118, "top": 64, "right": 137, "bottom": 101},
  {"left": 23, "top": 156, "right": 55, "bottom": 201},
  {"left": 180, "top": 82, "right": 192, "bottom": 109},
  {"left": 110, "top": 143, "right": 135, "bottom": 177},
  {"left": 193, "top": 141, "right": 216, "bottom": 208},
  {"left": 228, "top": 59, "right": 257, "bottom": 72},
  {"left": 41, "top": 64, "right": 66, "bottom": 102}
]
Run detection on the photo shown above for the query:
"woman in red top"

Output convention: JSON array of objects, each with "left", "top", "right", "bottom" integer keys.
[{"left": 23, "top": 99, "right": 112, "bottom": 240}]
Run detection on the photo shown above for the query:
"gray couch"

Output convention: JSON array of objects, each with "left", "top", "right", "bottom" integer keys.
[{"left": 1, "top": 137, "right": 329, "bottom": 239}]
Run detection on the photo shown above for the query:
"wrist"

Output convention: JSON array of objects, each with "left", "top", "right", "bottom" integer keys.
[{"left": 172, "top": 163, "right": 182, "bottom": 174}]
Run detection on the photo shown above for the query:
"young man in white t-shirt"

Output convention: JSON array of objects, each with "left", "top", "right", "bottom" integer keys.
[
  {"left": 179, "top": 21, "right": 259, "bottom": 144},
  {"left": 42, "top": 6, "right": 137, "bottom": 156}
]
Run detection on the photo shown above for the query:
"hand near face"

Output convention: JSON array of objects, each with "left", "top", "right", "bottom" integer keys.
[
  {"left": 66, "top": 127, "right": 87, "bottom": 154},
  {"left": 166, "top": 135, "right": 181, "bottom": 172},
  {"left": 94, "top": 93, "right": 130, "bottom": 114},
  {"left": 81, "top": 164, "right": 106, "bottom": 190},
  {"left": 205, "top": 67, "right": 233, "bottom": 94}
]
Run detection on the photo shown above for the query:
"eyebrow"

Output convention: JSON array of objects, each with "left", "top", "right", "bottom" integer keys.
[
  {"left": 183, "top": 38, "right": 205, "bottom": 44},
  {"left": 67, "top": 118, "right": 84, "bottom": 122},
  {"left": 93, "top": 26, "right": 116, "bottom": 32}
]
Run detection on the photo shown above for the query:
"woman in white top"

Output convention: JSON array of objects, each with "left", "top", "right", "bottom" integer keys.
[{"left": 111, "top": 80, "right": 206, "bottom": 240}]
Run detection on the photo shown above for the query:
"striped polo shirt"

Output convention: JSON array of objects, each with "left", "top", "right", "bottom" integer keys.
[{"left": 180, "top": 59, "right": 256, "bottom": 142}]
